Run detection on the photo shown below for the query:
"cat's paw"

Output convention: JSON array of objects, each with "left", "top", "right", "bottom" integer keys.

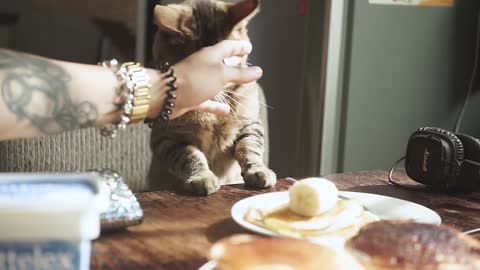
[
  {"left": 242, "top": 165, "right": 277, "bottom": 189},
  {"left": 182, "top": 170, "right": 220, "bottom": 196}
]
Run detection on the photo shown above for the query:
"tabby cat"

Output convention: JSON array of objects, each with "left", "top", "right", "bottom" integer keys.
[{"left": 150, "top": 0, "right": 276, "bottom": 195}]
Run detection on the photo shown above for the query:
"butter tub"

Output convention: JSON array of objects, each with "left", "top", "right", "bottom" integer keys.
[{"left": 0, "top": 173, "right": 108, "bottom": 270}]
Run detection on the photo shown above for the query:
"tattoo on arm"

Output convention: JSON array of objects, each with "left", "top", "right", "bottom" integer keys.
[{"left": 0, "top": 49, "right": 98, "bottom": 135}]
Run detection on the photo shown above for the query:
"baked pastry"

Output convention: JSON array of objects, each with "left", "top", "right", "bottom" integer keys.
[
  {"left": 347, "top": 220, "right": 480, "bottom": 270},
  {"left": 209, "top": 234, "right": 364, "bottom": 270}
]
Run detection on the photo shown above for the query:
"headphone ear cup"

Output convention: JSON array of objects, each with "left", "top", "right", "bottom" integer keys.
[
  {"left": 454, "top": 133, "right": 480, "bottom": 190},
  {"left": 419, "top": 127, "right": 464, "bottom": 161},
  {"left": 456, "top": 133, "right": 480, "bottom": 162}
]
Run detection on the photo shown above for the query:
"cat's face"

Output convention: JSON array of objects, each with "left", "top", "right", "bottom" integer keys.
[{"left": 153, "top": 0, "right": 259, "bottom": 65}]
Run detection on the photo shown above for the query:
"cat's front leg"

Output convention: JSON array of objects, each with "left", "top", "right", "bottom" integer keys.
[
  {"left": 234, "top": 121, "right": 277, "bottom": 189},
  {"left": 153, "top": 140, "right": 220, "bottom": 195}
]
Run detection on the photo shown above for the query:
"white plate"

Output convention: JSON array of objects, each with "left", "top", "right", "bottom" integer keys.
[
  {"left": 199, "top": 192, "right": 441, "bottom": 269},
  {"left": 231, "top": 191, "right": 441, "bottom": 239}
]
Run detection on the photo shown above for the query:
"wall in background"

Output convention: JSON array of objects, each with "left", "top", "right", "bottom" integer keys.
[
  {"left": 0, "top": 2, "right": 17, "bottom": 48},
  {"left": 337, "top": 0, "right": 480, "bottom": 172},
  {"left": 1, "top": 0, "right": 101, "bottom": 63},
  {"left": 459, "top": 1, "right": 480, "bottom": 137}
]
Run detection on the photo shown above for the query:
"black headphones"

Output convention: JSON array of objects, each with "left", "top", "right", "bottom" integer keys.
[
  {"left": 401, "top": 127, "right": 480, "bottom": 191},
  {"left": 391, "top": 8, "right": 480, "bottom": 192}
]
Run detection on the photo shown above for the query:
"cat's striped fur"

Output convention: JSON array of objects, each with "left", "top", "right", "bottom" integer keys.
[{"left": 150, "top": 0, "right": 276, "bottom": 195}]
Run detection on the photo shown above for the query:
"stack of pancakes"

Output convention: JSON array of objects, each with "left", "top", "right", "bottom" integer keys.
[
  {"left": 244, "top": 178, "right": 379, "bottom": 247},
  {"left": 245, "top": 197, "right": 378, "bottom": 241},
  {"left": 208, "top": 221, "right": 480, "bottom": 270}
]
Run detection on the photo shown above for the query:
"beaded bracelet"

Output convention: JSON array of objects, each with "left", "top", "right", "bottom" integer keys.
[
  {"left": 99, "top": 59, "right": 152, "bottom": 138},
  {"left": 144, "top": 60, "right": 177, "bottom": 128}
]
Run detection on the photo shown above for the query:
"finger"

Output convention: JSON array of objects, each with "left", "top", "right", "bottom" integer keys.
[
  {"left": 224, "top": 65, "right": 263, "bottom": 84},
  {"left": 195, "top": 100, "right": 231, "bottom": 115},
  {"left": 210, "top": 40, "right": 253, "bottom": 59}
]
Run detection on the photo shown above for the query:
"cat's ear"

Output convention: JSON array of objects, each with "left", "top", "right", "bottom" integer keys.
[
  {"left": 226, "top": 0, "right": 260, "bottom": 27},
  {"left": 154, "top": 5, "right": 182, "bottom": 34}
]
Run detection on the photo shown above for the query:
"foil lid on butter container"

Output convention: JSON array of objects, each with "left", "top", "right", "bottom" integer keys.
[{"left": 86, "top": 169, "right": 144, "bottom": 232}]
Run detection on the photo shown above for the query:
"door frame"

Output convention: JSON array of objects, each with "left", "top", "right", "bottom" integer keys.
[
  {"left": 320, "top": 0, "right": 350, "bottom": 175},
  {"left": 297, "top": 0, "right": 350, "bottom": 176}
]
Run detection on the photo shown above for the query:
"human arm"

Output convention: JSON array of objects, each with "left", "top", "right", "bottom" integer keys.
[{"left": 0, "top": 40, "right": 262, "bottom": 141}]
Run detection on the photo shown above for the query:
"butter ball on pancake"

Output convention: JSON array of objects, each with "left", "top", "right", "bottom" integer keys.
[{"left": 288, "top": 177, "right": 339, "bottom": 217}]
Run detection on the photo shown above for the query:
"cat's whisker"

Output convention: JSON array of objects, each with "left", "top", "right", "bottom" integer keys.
[
  {"left": 219, "top": 92, "right": 238, "bottom": 104},
  {"left": 223, "top": 93, "right": 248, "bottom": 112},
  {"left": 214, "top": 94, "right": 226, "bottom": 106},
  {"left": 214, "top": 94, "right": 227, "bottom": 108},
  {"left": 218, "top": 94, "right": 239, "bottom": 121},
  {"left": 220, "top": 92, "right": 247, "bottom": 115},
  {"left": 222, "top": 90, "right": 275, "bottom": 110},
  {"left": 215, "top": 95, "right": 236, "bottom": 121},
  {"left": 221, "top": 93, "right": 249, "bottom": 114},
  {"left": 222, "top": 90, "right": 244, "bottom": 99},
  {"left": 225, "top": 99, "right": 241, "bottom": 122},
  {"left": 214, "top": 95, "right": 226, "bottom": 105},
  {"left": 217, "top": 94, "right": 229, "bottom": 106},
  {"left": 222, "top": 89, "right": 238, "bottom": 94},
  {"left": 257, "top": 101, "right": 274, "bottom": 110}
]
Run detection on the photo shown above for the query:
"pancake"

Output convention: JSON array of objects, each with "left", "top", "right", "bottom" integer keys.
[
  {"left": 245, "top": 198, "right": 379, "bottom": 240},
  {"left": 209, "top": 234, "right": 364, "bottom": 270},
  {"left": 347, "top": 220, "right": 480, "bottom": 270}
]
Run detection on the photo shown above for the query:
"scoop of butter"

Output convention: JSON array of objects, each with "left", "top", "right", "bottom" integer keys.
[{"left": 288, "top": 178, "right": 339, "bottom": 217}]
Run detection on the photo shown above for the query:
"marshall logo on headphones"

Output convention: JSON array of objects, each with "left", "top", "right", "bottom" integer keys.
[{"left": 422, "top": 148, "right": 431, "bottom": 173}]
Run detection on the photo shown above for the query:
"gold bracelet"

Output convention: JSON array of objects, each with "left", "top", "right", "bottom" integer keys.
[
  {"left": 99, "top": 59, "right": 152, "bottom": 138},
  {"left": 119, "top": 62, "right": 152, "bottom": 124}
]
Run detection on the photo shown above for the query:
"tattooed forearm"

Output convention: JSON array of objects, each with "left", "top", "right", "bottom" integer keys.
[{"left": 0, "top": 49, "right": 98, "bottom": 135}]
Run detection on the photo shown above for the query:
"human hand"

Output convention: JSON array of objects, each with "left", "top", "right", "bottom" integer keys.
[{"left": 147, "top": 40, "right": 263, "bottom": 119}]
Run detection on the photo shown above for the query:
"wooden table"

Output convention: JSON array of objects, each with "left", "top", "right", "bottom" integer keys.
[{"left": 91, "top": 170, "right": 480, "bottom": 270}]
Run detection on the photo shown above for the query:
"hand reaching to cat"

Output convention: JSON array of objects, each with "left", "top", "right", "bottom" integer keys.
[
  {"left": 147, "top": 40, "right": 263, "bottom": 119},
  {"left": 0, "top": 42, "right": 261, "bottom": 140}
]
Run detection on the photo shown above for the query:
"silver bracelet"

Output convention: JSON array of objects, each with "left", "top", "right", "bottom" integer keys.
[{"left": 98, "top": 59, "right": 152, "bottom": 138}]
